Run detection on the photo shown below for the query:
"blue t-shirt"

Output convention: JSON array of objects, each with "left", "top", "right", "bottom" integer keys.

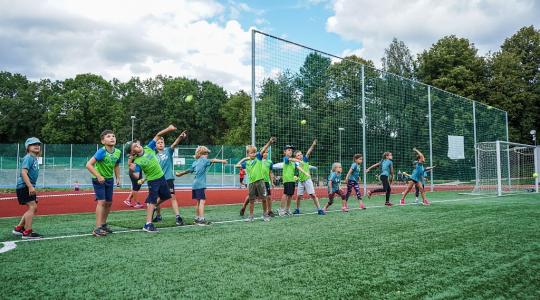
[
  {"left": 349, "top": 162, "right": 361, "bottom": 182},
  {"left": 157, "top": 147, "right": 175, "bottom": 180},
  {"left": 411, "top": 162, "right": 425, "bottom": 183},
  {"left": 327, "top": 172, "right": 342, "bottom": 193},
  {"left": 189, "top": 157, "right": 212, "bottom": 189},
  {"left": 380, "top": 159, "right": 393, "bottom": 176},
  {"left": 17, "top": 154, "right": 39, "bottom": 189}
]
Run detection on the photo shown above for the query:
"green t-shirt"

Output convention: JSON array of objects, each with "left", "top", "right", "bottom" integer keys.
[
  {"left": 133, "top": 143, "right": 164, "bottom": 181},
  {"left": 245, "top": 153, "right": 265, "bottom": 183},
  {"left": 298, "top": 157, "right": 311, "bottom": 182},
  {"left": 94, "top": 147, "right": 121, "bottom": 179},
  {"left": 262, "top": 159, "right": 273, "bottom": 183},
  {"left": 282, "top": 156, "right": 296, "bottom": 183}
]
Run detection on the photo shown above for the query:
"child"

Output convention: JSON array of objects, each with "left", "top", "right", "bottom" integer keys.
[
  {"left": 153, "top": 131, "right": 187, "bottom": 225},
  {"left": 279, "top": 145, "right": 304, "bottom": 216},
  {"left": 294, "top": 139, "right": 325, "bottom": 215},
  {"left": 124, "top": 162, "right": 145, "bottom": 208},
  {"left": 239, "top": 168, "right": 247, "bottom": 188},
  {"left": 235, "top": 137, "right": 276, "bottom": 222},
  {"left": 262, "top": 150, "right": 276, "bottom": 217},
  {"left": 402, "top": 166, "right": 435, "bottom": 204},
  {"left": 74, "top": 181, "right": 80, "bottom": 192},
  {"left": 345, "top": 154, "right": 366, "bottom": 210},
  {"left": 323, "top": 162, "right": 347, "bottom": 212},
  {"left": 125, "top": 125, "right": 177, "bottom": 233},
  {"left": 86, "top": 130, "right": 121, "bottom": 237},
  {"left": 12, "top": 137, "right": 43, "bottom": 239},
  {"left": 176, "top": 146, "right": 227, "bottom": 225},
  {"left": 366, "top": 152, "right": 394, "bottom": 206},
  {"left": 400, "top": 148, "right": 431, "bottom": 205}
]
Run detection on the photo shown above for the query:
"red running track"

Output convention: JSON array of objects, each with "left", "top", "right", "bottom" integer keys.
[{"left": 0, "top": 185, "right": 471, "bottom": 218}]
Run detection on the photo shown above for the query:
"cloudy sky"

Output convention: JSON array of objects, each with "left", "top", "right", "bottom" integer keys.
[{"left": 1, "top": 0, "right": 539, "bottom": 92}]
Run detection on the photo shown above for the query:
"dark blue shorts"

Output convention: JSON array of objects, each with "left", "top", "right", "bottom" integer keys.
[
  {"left": 92, "top": 178, "right": 114, "bottom": 202},
  {"left": 130, "top": 173, "right": 143, "bottom": 191},
  {"left": 146, "top": 176, "right": 171, "bottom": 204},
  {"left": 167, "top": 179, "right": 175, "bottom": 195},
  {"left": 16, "top": 186, "right": 38, "bottom": 205},
  {"left": 192, "top": 188, "right": 206, "bottom": 200}
]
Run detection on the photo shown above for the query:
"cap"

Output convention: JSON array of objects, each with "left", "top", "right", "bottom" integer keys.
[
  {"left": 24, "top": 137, "right": 41, "bottom": 150},
  {"left": 124, "top": 141, "right": 134, "bottom": 154},
  {"left": 283, "top": 144, "right": 295, "bottom": 151}
]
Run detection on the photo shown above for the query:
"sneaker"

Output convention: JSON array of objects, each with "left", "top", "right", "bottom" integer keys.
[
  {"left": 278, "top": 209, "right": 286, "bottom": 217},
  {"left": 92, "top": 227, "right": 107, "bottom": 237},
  {"left": 12, "top": 226, "right": 24, "bottom": 236},
  {"left": 422, "top": 199, "right": 431, "bottom": 206},
  {"left": 152, "top": 214, "right": 162, "bottom": 223},
  {"left": 293, "top": 208, "right": 300, "bottom": 215},
  {"left": 360, "top": 202, "right": 366, "bottom": 210},
  {"left": 317, "top": 209, "right": 326, "bottom": 215},
  {"left": 143, "top": 223, "right": 159, "bottom": 233},
  {"left": 399, "top": 198, "right": 405, "bottom": 205},
  {"left": 195, "top": 219, "right": 211, "bottom": 226},
  {"left": 123, "top": 200, "right": 132, "bottom": 207},
  {"left": 240, "top": 207, "right": 246, "bottom": 217},
  {"left": 263, "top": 214, "right": 271, "bottom": 221},
  {"left": 341, "top": 206, "right": 349, "bottom": 212},
  {"left": 101, "top": 224, "right": 113, "bottom": 234},
  {"left": 134, "top": 203, "right": 145, "bottom": 209},
  {"left": 285, "top": 209, "right": 292, "bottom": 216},
  {"left": 176, "top": 215, "right": 185, "bottom": 226},
  {"left": 245, "top": 216, "right": 255, "bottom": 222},
  {"left": 385, "top": 202, "right": 393, "bottom": 207},
  {"left": 22, "top": 231, "right": 43, "bottom": 239},
  {"left": 268, "top": 211, "right": 276, "bottom": 218}
]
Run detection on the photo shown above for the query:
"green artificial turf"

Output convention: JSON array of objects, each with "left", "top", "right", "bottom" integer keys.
[{"left": 0, "top": 192, "right": 539, "bottom": 299}]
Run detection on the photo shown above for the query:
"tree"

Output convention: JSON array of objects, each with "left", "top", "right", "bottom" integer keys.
[
  {"left": 381, "top": 38, "right": 416, "bottom": 79},
  {"left": 220, "top": 91, "right": 251, "bottom": 145}
]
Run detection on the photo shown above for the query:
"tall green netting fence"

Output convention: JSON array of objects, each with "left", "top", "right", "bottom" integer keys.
[
  {"left": 0, "top": 144, "right": 247, "bottom": 189},
  {"left": 252, "top": 30, "right": 508, "bottom": 193}
]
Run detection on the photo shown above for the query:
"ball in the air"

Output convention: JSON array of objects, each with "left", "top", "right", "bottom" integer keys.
[
  {"left": 533, "top": 172, "right": 539, "bottom": 178},
  {"left": 300, "top": 119, "right": 307, "bottom": 125},
  {"left": 185, "top": 95, "right": 193, "bottom": 102}
]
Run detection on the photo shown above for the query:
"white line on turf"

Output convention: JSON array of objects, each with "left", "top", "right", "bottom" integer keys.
[{"left": 0, "top": 193, "right": 522, "bottom": 253}]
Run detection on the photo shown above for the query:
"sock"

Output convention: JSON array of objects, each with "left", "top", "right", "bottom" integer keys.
[
  {"left": 23, "top": 229, "right": 32, "bottom": 235},
  {"left": 15, "top": 225, "right": 24, "bottom": 231},
  {"left": 146, "top": 222, "right": 152, "bottom": 225}
]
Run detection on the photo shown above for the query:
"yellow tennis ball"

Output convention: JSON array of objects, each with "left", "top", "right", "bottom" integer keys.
[
  {"left": 533, "top": 172, "right": 538, "bottom": 179},
  {"left": 300, "top": 119, "right": 307, "bottom": 125},
  {"left": 185, "top": 95, "right": 193, "bottom": 102}
]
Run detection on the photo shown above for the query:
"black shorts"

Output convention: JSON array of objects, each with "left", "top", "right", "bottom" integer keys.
[
  {"left": 16, "top": 186, "right": 37, "bottom": 205},
  {"left": 192, "top": 188, "right": 206, "bottom": 200},
  {"left": 130, "top": 174, "right": 142, "bottom": 191},
  {"left": 146, "top": 177, "right": 171, "bottom": 204},
  {"left": 167, "top": 179, "right": 175, "bottom": 194},
  {"left": 283, "top": 182, "right": 295, "bottom": 196},
  {"left": 265, "top": 182, "right": 271, "bottom": 196}
]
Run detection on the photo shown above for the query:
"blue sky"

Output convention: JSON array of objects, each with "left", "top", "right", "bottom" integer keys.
[{"left": 0, "top": 0, "right": 539, "bottom": 92}]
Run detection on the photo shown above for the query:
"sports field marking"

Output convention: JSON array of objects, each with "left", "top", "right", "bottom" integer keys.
[{"left": 0, "top": 193, "right": 526, "bottom": 254}]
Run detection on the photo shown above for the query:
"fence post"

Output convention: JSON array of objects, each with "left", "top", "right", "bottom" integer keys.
[
  {"left": 473, "top": 102, "right": 479, "bottom": 190},
  {"left": 221, "top": 145, "right": 224, "bottom": 187},
  {"left": 505, "top": 112, "right": 511, "bottom": 188},
  {"left": 535, "top": 146, "right": 539, "bottom": 193},
  {"left": 361, "top": 64, "right": 367, "bottom": 196},
  {"left": 69, "top": 144, "right": 73, "bottom": 188},
  {"left": 428, "top": 86, "right": 434, "bottom": 192},
  {"left": 251, "top": 29, "right": 256, "bottom": 146},
  {"left": 121, "top": 146, "right": 125, "bottom": 189},
  {"left": 496, "top": 140, "right": 502, "bottom": 196},
  {"left": 15, "top": 143, "right": 20, "bottom": 186},
  {"left": 42, "top": 143, "right": 46, "bottom": 188}
]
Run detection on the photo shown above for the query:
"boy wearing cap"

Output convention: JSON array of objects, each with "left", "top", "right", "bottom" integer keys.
[
  {"left": 279, "top": 144, "right": 303, "bottom": 216},
  {"left": 12, "top": 137, "right": 43, "bottom": 239}
]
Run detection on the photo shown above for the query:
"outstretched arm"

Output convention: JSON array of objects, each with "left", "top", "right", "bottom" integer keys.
[
  {"left": 153, "top": 124, "right": 177, "bottom": 142},
  {"left": 211, "top": 159, "right": 227, "bottom": 164},
  {"left": 260, "top": 137, "right": 277, "bottom": 154},
  {"left": 175, "top": 170, "right": 191, "bottom": 177},
  {"left": 235, "top": 157, "right": 249, "bottom": 168},
  {"left": 366, "top": 162, "right": 380, "bottom": 173},
  {"left": 305, "top": 139, "right": 317, "bottom": 158},
  {"left": 413, "top": 147, "right": 425, "bottom": 161},
  {"left": 345, "top": 167, "right": 353, "bottom": 182},
  {"left": 170, "top": 131, "right": 187, "bottom": 149}
]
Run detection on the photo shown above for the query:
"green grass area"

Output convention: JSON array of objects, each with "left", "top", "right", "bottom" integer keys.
[{"left": 1, "top": 192, "right": 539, "bottom": 299}]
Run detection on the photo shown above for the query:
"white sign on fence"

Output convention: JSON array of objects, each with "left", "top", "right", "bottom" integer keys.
[{"left": 448, "top": 135, "right": 465, "bottom": 159}]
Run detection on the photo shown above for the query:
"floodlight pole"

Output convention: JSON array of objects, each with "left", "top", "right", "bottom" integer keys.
[
  {"left": 428, "top": 86, "right": 434, "bottom": 192},
  {"left": 473, "top": 101, "right": 479, "bottom": 190},
  {"left": 361, "top": 65, "right": 367, "bottom": 196},
  {"left": 130, "top": 116, "right": 136, "bottom": 141},
  {"left": 251, "top": 30, "right": 256, "bottom": 146}
]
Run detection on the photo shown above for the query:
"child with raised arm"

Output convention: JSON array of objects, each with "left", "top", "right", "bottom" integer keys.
[
  {"left": 86, "top": 130, "right": 121, "bottom": 237},
  {"left": 294, "top": 139, "right": 325, "bottom": 215},
  {"left": 262, "top": 150, "right": 276, "bottom": 217},
  {"left": 153, "top": 130, "right": 187, "bottom": 225},
  {"left": 12, "top": 137, "right": 43, "bottom": 239},
  {"left": 176, "top": 146, "right": 227, "bottom": 225},
  {"left": 402, "top": 166, "right": 435, "bottom": 204},
  {"left": 323, "top": 163, "right": 347, "bottom": 212},
  {"left": 125, "top": 125, "right": 177, "bottom": 233},
  {"left": 366, "top": 152, "right": 394, "bottom": 206},
  {"left": 345, "top": 154, "right": 366, "bottom": 210},
  {"left": 124, "top": 139, "right": 144, "bottom": 209},
  {"left": 279, "top": 144, "right": 305, "bottom": 216},
  {"left": 400, "top": 148, "right": 431, "bottom": 205}
]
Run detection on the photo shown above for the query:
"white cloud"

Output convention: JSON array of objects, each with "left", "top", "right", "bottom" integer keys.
[
  {"left": 326, "top": 0, "right": 540, "bottom": 66},
  {"left": 0, "top": 0, "right": 255, "bottom": 91}
]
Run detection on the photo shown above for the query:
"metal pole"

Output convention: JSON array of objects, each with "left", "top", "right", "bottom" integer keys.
[
  {"left": 505, "top": 112, "right": 511, "bottom": 188},
  {"left": 221, "top": 145, "right": 224, "bottom": 187},
  {"left": 42, "top": 143, "right": 46, "bottom": 188},
  {"left": 15, "top": 143, "right": 20, "bottom": 186},
  {"left": 535, "top": 146, "right": 539, "bottom": 193},
  {"left": 69, "top": 144, "right": 73, "bottom": 188},
  {"left": 131, "top": 116, "right": 135, "bottom": 141},
  {"left": 496, "top": 140, "right": 502, "bottom": 196},
  {"left": 339, "top": 128, "right": 341, "bottom": 163},
  {"left": 251, "top": 29, "right": 256, "bottom": 146},
  {"left": 428, "top": 86, "right": 434, "bottom": 192},
  {"left": 473, "top": 102, "right": 479, "bottom": 190},
  {"left": 361, "top": 65, "right": 367, "bottom": 196},
  {"left": 121, "top": 146, "right": 125, "bottom": 189}
]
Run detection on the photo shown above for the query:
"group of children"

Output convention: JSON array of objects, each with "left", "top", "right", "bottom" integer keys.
[{"left": 12, "top": 130, "right": 432, "bottom": 239}]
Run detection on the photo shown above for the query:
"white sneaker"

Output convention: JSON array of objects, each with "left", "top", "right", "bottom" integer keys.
[
  {"left": 414, "top": 198, "right": 419, "bottom": 204},
  {"left": 263, "top": 214, "right": 271, "bottom": 222},
  {"left": 285, "top": 209, "right": 292, "bottom": 216},
  {"left": 278, "top": 209, "right": 286, "bottom": 217}
]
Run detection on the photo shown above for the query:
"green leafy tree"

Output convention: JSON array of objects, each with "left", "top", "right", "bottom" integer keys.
[
  {"left": 220, "top": 90, "right": 250, "bottom": 145},
  {"left": 382, "top": 38, "right": 416, "bottom": 79}
]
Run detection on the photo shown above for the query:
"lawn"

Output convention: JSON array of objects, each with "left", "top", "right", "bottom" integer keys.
[{"left": 1, "top": 192, "right": 539, "bottom": 299}]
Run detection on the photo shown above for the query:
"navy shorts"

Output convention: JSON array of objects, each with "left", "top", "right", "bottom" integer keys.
[
  {"left": 265, "top": 182, "right": 271, "bottom": 196},
  {"left": 192, "top": 188, "right": 206, "bottom": 200},
  {"left": 92, "top": 178, "right": 114, "bottom": 202},
  {"left": 130, "top": 174, "right": 142, "bottom": 191},
  {"left": 283, "top": 182, "right": 295, "bottom": 196},
  {"left": 167, "top": 179, "right": 175, "bottom": 195},
  {"left": 16, "top": 186, "right": 38, "bottom": 205},
  {"left": 146, "top": 177, "right": 171, "bottom": 204}
]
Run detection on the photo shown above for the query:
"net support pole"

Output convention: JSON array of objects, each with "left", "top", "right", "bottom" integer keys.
[
  {"left": 221, "top": 145, "right": 224, "bottom": 187},
  {"left": 15, "top": 143, "right": 20, "bottom": 186},
  {"left": 428, "top": 86, "right": 434, "bottom": 192},
  {"left": 42, "top": 143, "right": 46, "bottom": 188},
  {"left": 121, "top": 146, "right": 125, "bottom": 189},
  {"left": 69, "top": 144, "right": 73, "bottom": 187},
  {"left": 535, "top": 146, "right": 539, "bottom": 193},
  {"left": 496, "top": 140, "right": 502, "bottom": 196},
  {"left": 361, "top": 64, "right": 367, "bottom": 196},
  {"left": 251, "top": 29, "right": 256, "bottom": 146},
  {"left": 505, "top": 112, "right": 511, "bottom": 188},
  {"left": 473, "top": 102, "right": 479, "bottom": 189}
]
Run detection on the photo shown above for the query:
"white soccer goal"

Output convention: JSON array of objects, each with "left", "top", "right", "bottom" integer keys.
[{"left": 473, "top": 141, "right": 539, "bottom": 196}]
